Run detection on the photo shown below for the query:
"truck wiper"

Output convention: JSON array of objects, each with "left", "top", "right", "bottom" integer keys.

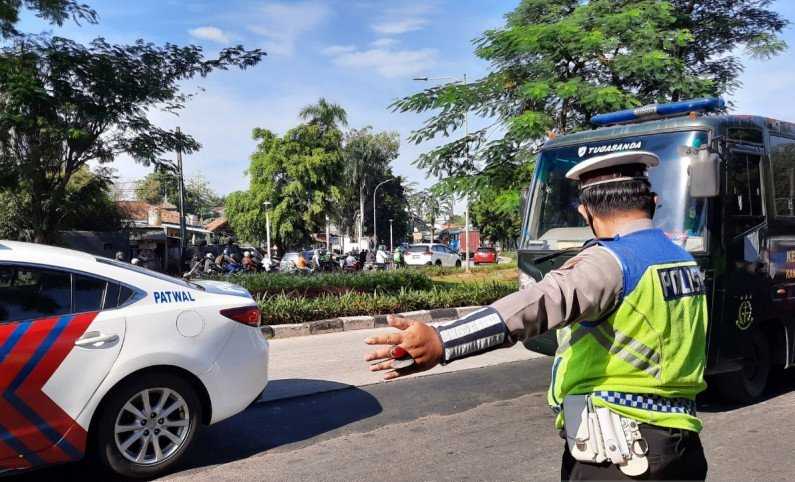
[{"left": 533, "top": 246, "right": 582, "bottom": 264}]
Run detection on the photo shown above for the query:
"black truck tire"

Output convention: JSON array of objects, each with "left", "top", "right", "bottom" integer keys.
[{"left": 712, "top": 329, "right": 771, "bottom": 404}]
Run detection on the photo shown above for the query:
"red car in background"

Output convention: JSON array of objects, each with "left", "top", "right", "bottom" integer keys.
[{"left": 473, "top": 246, "right": 497, "bottom": 265}]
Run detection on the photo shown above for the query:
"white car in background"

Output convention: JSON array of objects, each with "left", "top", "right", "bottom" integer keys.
[
  {"left": 404, "top": 243, "right": 462, "bottom": 267},
  {"left": 0, "top": 241, "right": 268, "bottom": 478}
]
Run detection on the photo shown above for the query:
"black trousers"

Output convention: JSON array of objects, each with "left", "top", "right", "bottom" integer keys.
[{"left": 561, "top": 425, "right": 708, "bottom": 481}]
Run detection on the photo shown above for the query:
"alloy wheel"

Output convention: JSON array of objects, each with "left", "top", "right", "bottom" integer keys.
[{"left": 113, "top": 387, "right": 191, "bottom": 465}]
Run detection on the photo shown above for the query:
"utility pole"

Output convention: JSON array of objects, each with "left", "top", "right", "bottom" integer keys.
[
  {"left": 176, "top": 126, "right": 188, "bottom": 265},
  {"left": 389, "top": 219, "right": 394, "bottom": 252}
]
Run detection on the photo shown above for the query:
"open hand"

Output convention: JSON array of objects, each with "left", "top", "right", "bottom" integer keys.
[{"left": 364, "top": 315, "right": 444, "bottom": 380}]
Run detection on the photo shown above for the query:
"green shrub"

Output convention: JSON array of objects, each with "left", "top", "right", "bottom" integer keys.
[
  {"left": 219, "top": 270, "right": 434, "bottom": 298},
  {"left": 257, "top": 281, "right": 515, "bottom": 325}
]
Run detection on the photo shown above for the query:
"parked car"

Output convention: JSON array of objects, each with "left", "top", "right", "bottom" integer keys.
[
  {"left": 473, "top": 246, "right": 498, "bottom": 264},
  {"left": 0, "top": 241, "right": 268, "bottom": 478},
  {"left": 404, "top": 243, "right": 462, "bottom": 267}
]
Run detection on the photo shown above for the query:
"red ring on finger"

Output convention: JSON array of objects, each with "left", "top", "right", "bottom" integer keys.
[{"left": 390, "top": 345, "right": 408, "bottom": 359}]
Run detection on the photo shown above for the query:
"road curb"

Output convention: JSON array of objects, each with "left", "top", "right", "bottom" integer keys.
[{"left": 261, "top": 305, "right": 482, "bottom": 339}]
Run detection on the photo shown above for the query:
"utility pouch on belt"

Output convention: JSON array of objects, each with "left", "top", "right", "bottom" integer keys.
[{"left": 563, "top": 395, "right": 649, "bottom": 476}]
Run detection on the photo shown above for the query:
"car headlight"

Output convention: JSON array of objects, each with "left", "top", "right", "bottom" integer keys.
[{"left": 519, "top": 270, "right": 537, "bottom": 290}]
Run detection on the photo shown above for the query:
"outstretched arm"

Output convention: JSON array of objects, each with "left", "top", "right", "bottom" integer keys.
[{"left": 364, "top": 246, "right": 622, "bottom": 380}]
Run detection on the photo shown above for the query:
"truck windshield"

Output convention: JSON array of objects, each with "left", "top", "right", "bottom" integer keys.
[{"left": 520, "top": 130, "right": 709, "bottom": 252}]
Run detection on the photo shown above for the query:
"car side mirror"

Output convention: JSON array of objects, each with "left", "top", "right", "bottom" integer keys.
[{"left": 688, "top": 149, "right": 720, "bottom": 198}]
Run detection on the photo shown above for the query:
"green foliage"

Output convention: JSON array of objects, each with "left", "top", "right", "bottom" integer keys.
[
  {"left": 0, "top": 166, "right": 122, "bottom": 239},
  {"left": 227, "top": 101, "right": 412, "bottom": 248},
  {"left": 258, "top": 281, "right": 515, "bottom": 325},
  {"left": 341, "top": 127, "right": 406, "bottom": 242},
  {"left": 299, "top": 97, "right": 348, "bottom": 131},
  {"left": 222, "top": 270, "right": 433, "bottom": 298},
  {"left": 225, "top": 116, "right": 344, "bottom": 249},
  {"left": 393, "top": 0, "right": 787, "bottom": 193},
  {"left": 0, "top": 35, "right": 263, "bottom": 242},
  {"left": 134, "top": 168, "right": 221, "bottom": 219},
  {"left": 0, "top": 0, "right": 97, "bottom": 38}
]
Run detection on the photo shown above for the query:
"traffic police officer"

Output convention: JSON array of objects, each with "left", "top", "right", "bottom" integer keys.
[{"left": 365, "top": 151, "right": 709, "bottom": 480}]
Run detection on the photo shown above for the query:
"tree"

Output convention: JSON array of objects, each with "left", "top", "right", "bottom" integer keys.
[
  {"left": 0, "top": 0, "right": 97, "bottom": 38},
  {"left": 135, "top": 167, "right": 177, "bottom": 206},
  {"left": 134, "top": 169, "right": 221, "bottom": 219},
  {"left": 225, "top": 123, "right": 344, "bottom": 249},
  {"left": 407, "top": 189, "right": 452, "bottom": 241},
  {"left": 393, "top": 0, "right": 787, "bottom": 194},
  {"left": 0, "top": 165, "right": 122, "bottom": 239},
  {"left": 299, "top": 97, "right": 348, "bottom": 132},
  {"left": 362, "top": 173, "right": 410, "bottom": 248},
  {"left": 471, "top": 186, "right": 523, "bottom": 249},
  {"left": 342, "top": 127, "right": 400, "bottom": 240},
  {"left": 0, "top": 36, "right": 264, "bottom": 242}
]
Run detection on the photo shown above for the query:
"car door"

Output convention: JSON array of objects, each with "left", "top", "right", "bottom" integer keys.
[
  {"left": 0, "top": 265, "right": 126, "bottom": 466},
  {"left": 443, "top": 246, "right": 457, "bottom": 266}
]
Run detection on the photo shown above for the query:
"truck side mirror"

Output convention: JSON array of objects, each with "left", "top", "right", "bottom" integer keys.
[{"left": 688, "top": 149, "right": 720, "bottom": 198}]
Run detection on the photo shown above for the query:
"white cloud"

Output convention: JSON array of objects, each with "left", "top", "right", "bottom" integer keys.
[
  {"left": 371, "top": 37, "right": 397, "bottom": 48},
  {"left": 248, "top": 1, "right": 330, "bottom": 56},
  {"left": 321, "top": 45, "right": 356, "bottom": 56},
  {"left": 372, "top": 18, "right": 428, "bottom": 35},
  {"left": 188, "top": 26, "right": 231, "bottom": 44},
  {"left": 329, "top": 47, "right": 438, "bottom": 78}
]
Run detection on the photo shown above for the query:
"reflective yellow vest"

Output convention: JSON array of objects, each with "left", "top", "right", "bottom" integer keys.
[{"left": 549, "top": 229, "right": 708, "bottom": 432}]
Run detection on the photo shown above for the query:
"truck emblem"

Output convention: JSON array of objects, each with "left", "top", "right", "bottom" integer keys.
[
  {"left": 736, "top": 295, "right": 754, "bottom": 330},
  {"left": 577, "top": 141, "right": 642, "bottom": 158}
]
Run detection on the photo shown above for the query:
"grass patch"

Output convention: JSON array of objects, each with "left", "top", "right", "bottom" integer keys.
[
  {"left": 257, "top": 282, "right": 515, "bottom": 325},
  {"left": 431, "top": 267, "right": 518, "bottom": 285}
]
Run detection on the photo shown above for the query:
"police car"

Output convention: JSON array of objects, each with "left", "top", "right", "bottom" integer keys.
[{"left": 0, "top": 241, "right": 269, "bottom": 478}]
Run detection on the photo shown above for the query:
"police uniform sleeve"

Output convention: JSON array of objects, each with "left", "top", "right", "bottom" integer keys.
[
  {"left": 491, "top": 246, "right": 623, "bottom": 340},
  {"left": 435, "top": 246, "right": 623, "bottom": 364}
]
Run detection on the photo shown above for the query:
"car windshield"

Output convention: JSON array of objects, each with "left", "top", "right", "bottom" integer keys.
[
  {"left": 520, "top": 130, "right": 709, "bottom": 252},
  {"left": 408, "top": 245, "right": 429, "bottom": 253}
]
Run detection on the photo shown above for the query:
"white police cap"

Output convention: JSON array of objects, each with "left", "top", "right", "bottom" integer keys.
[{"left": 565, "top": 150, "right": 660, "bottom": 183}]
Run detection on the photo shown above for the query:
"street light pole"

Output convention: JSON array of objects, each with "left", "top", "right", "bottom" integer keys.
[
  {"left": 263, "top": 201, "right": 272, "bottom": 260},
  {"left": 373, "top": 178, "right": 394, "bottom": 249},
  {"left": 389, "top": 219, "right": 394, "bottom": 252}
]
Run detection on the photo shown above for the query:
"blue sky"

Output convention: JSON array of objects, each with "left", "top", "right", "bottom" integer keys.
[{"left": 17, "top": 0, "right": 795, "bottom": 197}]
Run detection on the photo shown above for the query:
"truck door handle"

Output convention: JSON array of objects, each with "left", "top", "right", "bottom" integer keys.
[{"left": 75, "top": 331, "right": 120, "bottom": 348}]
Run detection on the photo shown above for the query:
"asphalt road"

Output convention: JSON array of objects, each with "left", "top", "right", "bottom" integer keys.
[{"left": 17, "top": 357, "right": 795, "bottom": 481}]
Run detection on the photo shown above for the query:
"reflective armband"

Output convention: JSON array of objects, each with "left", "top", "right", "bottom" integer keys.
[{"left": 435, "top": 307, "right": 511, "bottom": 364}]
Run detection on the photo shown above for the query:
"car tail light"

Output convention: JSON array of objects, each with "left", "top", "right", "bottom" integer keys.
[
  {"left": 425, "top": 249, "right": 432, "bottom": 255},
  {"left": 220, "top": 306, "right": 261, "bottom": 327}
]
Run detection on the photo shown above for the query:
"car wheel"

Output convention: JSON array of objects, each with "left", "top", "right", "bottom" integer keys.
[
  {"left": 95, "top": 373, "right": 201, "bottom": 479},
  {"left": 455, "top": 260, "right": 462, "bottom": 268},
  {"left": 435, "top": 260, "right": 442, "bottom": 266}
]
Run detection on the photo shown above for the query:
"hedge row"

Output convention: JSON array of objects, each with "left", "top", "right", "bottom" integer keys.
[
  {"left": 257, "top": 282, "right": 515, "bottom": 325},
  {"left": 224, "top": 270, "right": 434, "bottom": 297}
]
